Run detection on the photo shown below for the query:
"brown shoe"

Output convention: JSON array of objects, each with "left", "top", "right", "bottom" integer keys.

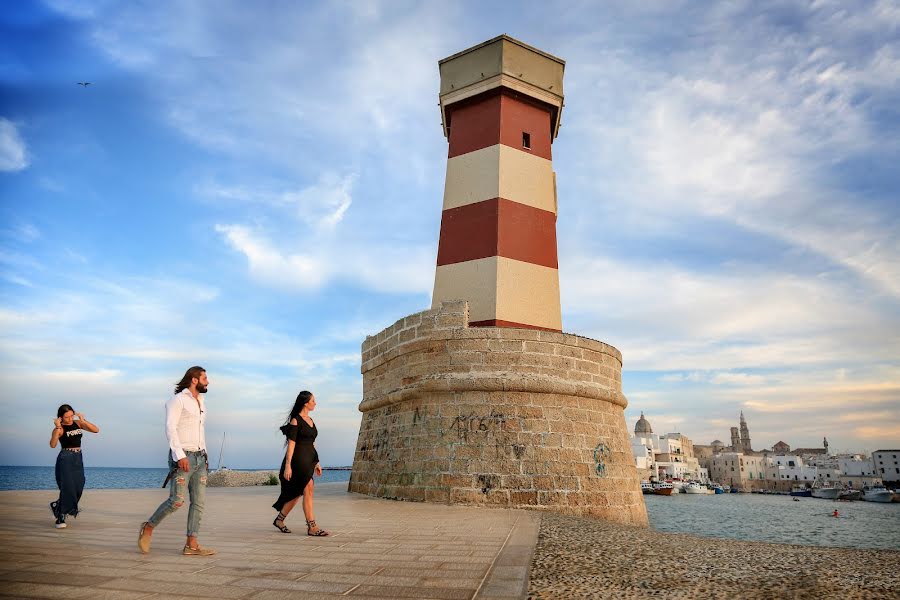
[
  {"left": 182, "top": 544, "right": 216, "bottom": 556},
  {"left": 137, "top": 522, "right": 151, "bottom": 554}
]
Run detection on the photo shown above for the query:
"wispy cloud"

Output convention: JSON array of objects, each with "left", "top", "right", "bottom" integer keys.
[
  {"left": 215, "top": 223, "right": 434, "bottom": 295},
  {"left": 199, "top": 171, "right": 356, "bottom": 230},
  {"left": 0, "top": 118, "right": 29, "bottom": 172}
]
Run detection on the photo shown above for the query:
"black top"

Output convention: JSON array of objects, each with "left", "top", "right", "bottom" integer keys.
[
  {"left": 279, "top": 418, "right": 317, "bottom": 445},
  {"left": 59, "top": 422, "right": 83, "bottom": 449}
]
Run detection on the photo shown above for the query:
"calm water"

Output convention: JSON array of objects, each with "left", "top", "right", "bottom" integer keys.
[
  {"left": 0, "top": 465, "right": 351, "bottom": 491},
  {"left": 645, "top": 492, "right": 900, "bottom": 551},
  {"left": 4, "top": 467, "right": 897, "bottom": 551}
]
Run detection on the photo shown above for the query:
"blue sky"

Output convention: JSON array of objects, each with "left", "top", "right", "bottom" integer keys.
[{"left": 1, "top": 1, "right": 898, "bottom": 468}]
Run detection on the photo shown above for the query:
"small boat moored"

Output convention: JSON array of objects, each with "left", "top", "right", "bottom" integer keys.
[
  {"left": 685, "top": 481, "right": 706, "bottom": 494},
  {"left": 653, "top": 481, "right": 674, "bottom": 496},
  {"left": 811, "top": 475, "right": 842, "bottom": 500},
  {"left": 790, "top": 485, "right": 812, "bottom": 497},
  {"left": 861, "top": 485, "right": 894, "bottom": 503}
]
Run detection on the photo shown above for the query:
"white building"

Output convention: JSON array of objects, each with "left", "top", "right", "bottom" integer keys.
[
  {"left": 838, "top": 455, "right": 878, "bottom": 477},
  {"left": 765, "top": 455, "right": 818, "bottom": 484},
  {"left": 872, "top": 450, "right": 900, "bottom": 484},
  {"left": 630, "top": 413, "right": 707, "bottom": 483}
]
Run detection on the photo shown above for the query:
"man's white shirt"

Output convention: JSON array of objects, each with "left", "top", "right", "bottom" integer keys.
[{"left": 166, "top": 388, "right": 206, "bottom": 461}]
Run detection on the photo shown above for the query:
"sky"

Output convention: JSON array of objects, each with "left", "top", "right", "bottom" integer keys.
[{"left": 1, "top": 0, "right": 898, "bottom": 469}]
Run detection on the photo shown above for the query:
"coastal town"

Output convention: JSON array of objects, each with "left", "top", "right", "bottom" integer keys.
[{"left": 631, "top": 411, "right": 899, "bottom": 501}]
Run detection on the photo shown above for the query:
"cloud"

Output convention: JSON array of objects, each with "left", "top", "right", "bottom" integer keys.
[
  {"left": 214, "top": 223, "right": 434, "bottom": 296},
  {"left": 0, "top": 118, "right": 29, "bottom": 172},
  {"left": 199, "top": 171, "right": 356, "bottom": 230}
]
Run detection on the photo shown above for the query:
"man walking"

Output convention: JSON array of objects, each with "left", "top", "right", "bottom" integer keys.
[{"left": 138, "top": 366, "right": 215, "bottom": 555}]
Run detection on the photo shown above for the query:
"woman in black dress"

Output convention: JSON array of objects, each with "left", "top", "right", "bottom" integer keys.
[
  {"left": 49, "top": 404, "right": 99, "bottom": 528},
  {"left": 272, "top": 391, "right": 329, "bottom": 536}
]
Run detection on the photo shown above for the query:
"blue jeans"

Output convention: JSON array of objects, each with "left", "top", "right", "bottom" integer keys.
[
  {"left": 147, "top": 451, "right": 207, "bottom": 536},
  {"left": 54, "top": 450, "right": 85, "bottom": 517}
]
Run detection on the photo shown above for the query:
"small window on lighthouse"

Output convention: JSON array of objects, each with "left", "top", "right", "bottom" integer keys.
[{"left": 522, "top": 132, "right": 531, "bottom": 149}]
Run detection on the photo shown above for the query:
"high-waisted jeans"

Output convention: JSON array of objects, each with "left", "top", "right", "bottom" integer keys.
[
  {"left": 54, "top": 450, "right": 85, "bottom": 517},
  {"left": 147, "top": 451, "right": 207, "bottom": 536}
]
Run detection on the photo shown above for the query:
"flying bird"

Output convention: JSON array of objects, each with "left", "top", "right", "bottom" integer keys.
[{"left": 76, "top": 82, "right": 91, "bottom": 87}]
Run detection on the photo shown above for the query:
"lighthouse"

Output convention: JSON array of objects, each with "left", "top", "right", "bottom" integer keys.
[
  {"left": 432, "top": 35, "right": 564, "bottom": 331},
  {"left": 349, "top": 35, "right": 648, "bottom": 527}
]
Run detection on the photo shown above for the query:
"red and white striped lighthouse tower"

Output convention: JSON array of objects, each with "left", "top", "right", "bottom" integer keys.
[{"left": 432, "top": 35, "right": 565, "bottom": 332}]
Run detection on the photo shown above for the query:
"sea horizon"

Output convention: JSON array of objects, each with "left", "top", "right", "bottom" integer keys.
[{"left": 0, "top": 465, "right": 352, "bottom": 491}]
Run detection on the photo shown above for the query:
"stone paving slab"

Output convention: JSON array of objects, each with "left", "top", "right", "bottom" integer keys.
[{"left": 0, "top": 483, "right": 538, "bottom": 599}]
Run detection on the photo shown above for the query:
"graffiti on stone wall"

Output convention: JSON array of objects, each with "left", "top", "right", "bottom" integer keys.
[
  {"left": 593, "top": 442, "right": 610, "bottom": 477},
  {"left": 511, "top": 444, "right": 526, "bottom": 459},
  {"left": 448, "top": 410, "right": 506, "bottom": 441},
  {"left": 477, "top": 474, "right": 500, "bottom": 494},
  {"left": 359, "top": 429, "right": 392, "bottom": 461}
]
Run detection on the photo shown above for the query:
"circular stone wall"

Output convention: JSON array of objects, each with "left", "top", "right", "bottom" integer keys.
[{"left": 348, "top": 300, "right": 648, "bottom": 526}]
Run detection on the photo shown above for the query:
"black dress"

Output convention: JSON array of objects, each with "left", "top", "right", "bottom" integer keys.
[{"left": 272, "top": 419, "right": 319, "bottom": 511}]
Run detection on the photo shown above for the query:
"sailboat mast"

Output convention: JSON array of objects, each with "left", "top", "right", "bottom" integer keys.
[{"left": 217, "top": 432, "right": 225, "bottom": 471}]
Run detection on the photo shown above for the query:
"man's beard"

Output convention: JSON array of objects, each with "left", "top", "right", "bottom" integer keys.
[{"left": 197, "top": 384, "right": 208, "bottom": 393}]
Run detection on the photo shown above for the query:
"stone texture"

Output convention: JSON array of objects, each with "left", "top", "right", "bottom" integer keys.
[
  {"left": 350, "top": 301, "right": 647, "bottom": 526},
  {"left": 528, "top": 512, "right": 900, "bottom": 599}
]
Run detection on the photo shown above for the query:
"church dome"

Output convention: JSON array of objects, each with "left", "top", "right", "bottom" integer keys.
[
  {"left": 634, "top": 411, "right": 653, "bottom": 435},
  {"left": 711, "top": 440, "right": 724, "bottom": 447}
]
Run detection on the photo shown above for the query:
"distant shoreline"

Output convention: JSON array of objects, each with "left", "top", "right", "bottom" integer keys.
[{"left": 0, "top": 465, "right": 353, "bottom": 470}]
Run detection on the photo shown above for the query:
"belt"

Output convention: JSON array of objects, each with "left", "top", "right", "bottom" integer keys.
[{"left": 62, "top": 448, "right": 82, "bottom": 452}]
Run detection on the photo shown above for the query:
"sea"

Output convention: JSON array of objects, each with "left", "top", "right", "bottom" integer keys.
[
  {"left": 0, "top": 465, "right": 351, "bottom": 491},
  {"left": 644, "top": 492, "right": 900, "bottom": 551},
  {"left": 4, "top": 466, "right": 898, "bottom": 551}
]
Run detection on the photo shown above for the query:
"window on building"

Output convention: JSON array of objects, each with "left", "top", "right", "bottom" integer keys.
[
  {"left": 522, "top": 132, "right": 531, "bottom": 149},
  {"left": 788, "top": 461, "right": 795, "bottom": 467}
]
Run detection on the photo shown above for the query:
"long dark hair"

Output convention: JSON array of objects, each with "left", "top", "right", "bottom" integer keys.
[
  {"left": 57, "top": 404, "right": 74, "bottom": 418},
  {"left": 174, "top": 366, "right": 205, "bottom": 394},
  {"left": 284, "top": 391, "right": 313, "bottom": 425}
]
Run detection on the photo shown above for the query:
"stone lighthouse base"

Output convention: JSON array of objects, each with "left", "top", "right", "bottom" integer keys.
[{"left": 348, "top": 301, "right": 649, "bottom": 527}]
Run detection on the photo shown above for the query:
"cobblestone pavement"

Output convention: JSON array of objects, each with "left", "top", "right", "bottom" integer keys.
[
  {"left": 528, "top": 512, "right": 900, "bottom": 600},
  {"left": 0, "top": 483, "right": 538, "bottom": 599}
]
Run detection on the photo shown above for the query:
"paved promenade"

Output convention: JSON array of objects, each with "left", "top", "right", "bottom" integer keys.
[
  {"left": 3, "top": 484, "right": 898, "bottom": 599},
  {"left": 0, "top": 483, "right": 537, "bottom": 599}
]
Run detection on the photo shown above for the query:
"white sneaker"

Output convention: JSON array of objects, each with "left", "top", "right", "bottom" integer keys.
[{"left": 55, "top": 517, "right": 66, "bottom": 529}]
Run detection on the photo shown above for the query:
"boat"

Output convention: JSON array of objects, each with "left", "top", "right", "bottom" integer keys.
[
  {"left": 708, "top": 483, "right": 725, "bottom": 494},
  {"left": 212, "top": 432, "right": 229, "bottom": 473},
  {"left": 790, "top": 485, "right": 812, "bottom": 497},
  {"left": 653, "top": 482, "right": 674, "bottom": 496},
  {"left": 811, "top": 476, "right": 841, "bottom": 500},
  {"left": 668, "top": 480, "right": 681, "bottom": 494},
  {"left": 685, "top": 481, "right": 706, "bottom": 494},
  {"left": 640, "top": 480, "right": 654, "bottom": 495},
  {"left": 730, "top": 486, "right": 739, "bottom": 493},
  {"left": 861, "top": 485, "right": 894, "bottom": 503},
  {"left": 838, "top": 489, "right": 861, "bottom": 501}
]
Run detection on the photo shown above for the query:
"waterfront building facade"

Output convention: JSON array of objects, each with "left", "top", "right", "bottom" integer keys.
[
  {"left": 706, "top": 452, "right": 767, "bottom": 490},
  {"left": 630, "top": 414, "right": 707, "bottom": 483},
  {"left": 872, "top": 449, "right": 900, "bottom": 486}
]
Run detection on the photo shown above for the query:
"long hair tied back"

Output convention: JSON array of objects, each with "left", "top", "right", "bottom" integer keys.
[{"left": 57, "top": 404, "right": 75, "bottom": 418}]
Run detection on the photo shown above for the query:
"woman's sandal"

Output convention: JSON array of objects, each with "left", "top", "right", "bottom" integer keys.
[
  {"left": 273, "top": 511, "right": 291, "bottom": 533},
  {"left": 306, "top": 519, "right": 329, "bottom": 536}
]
